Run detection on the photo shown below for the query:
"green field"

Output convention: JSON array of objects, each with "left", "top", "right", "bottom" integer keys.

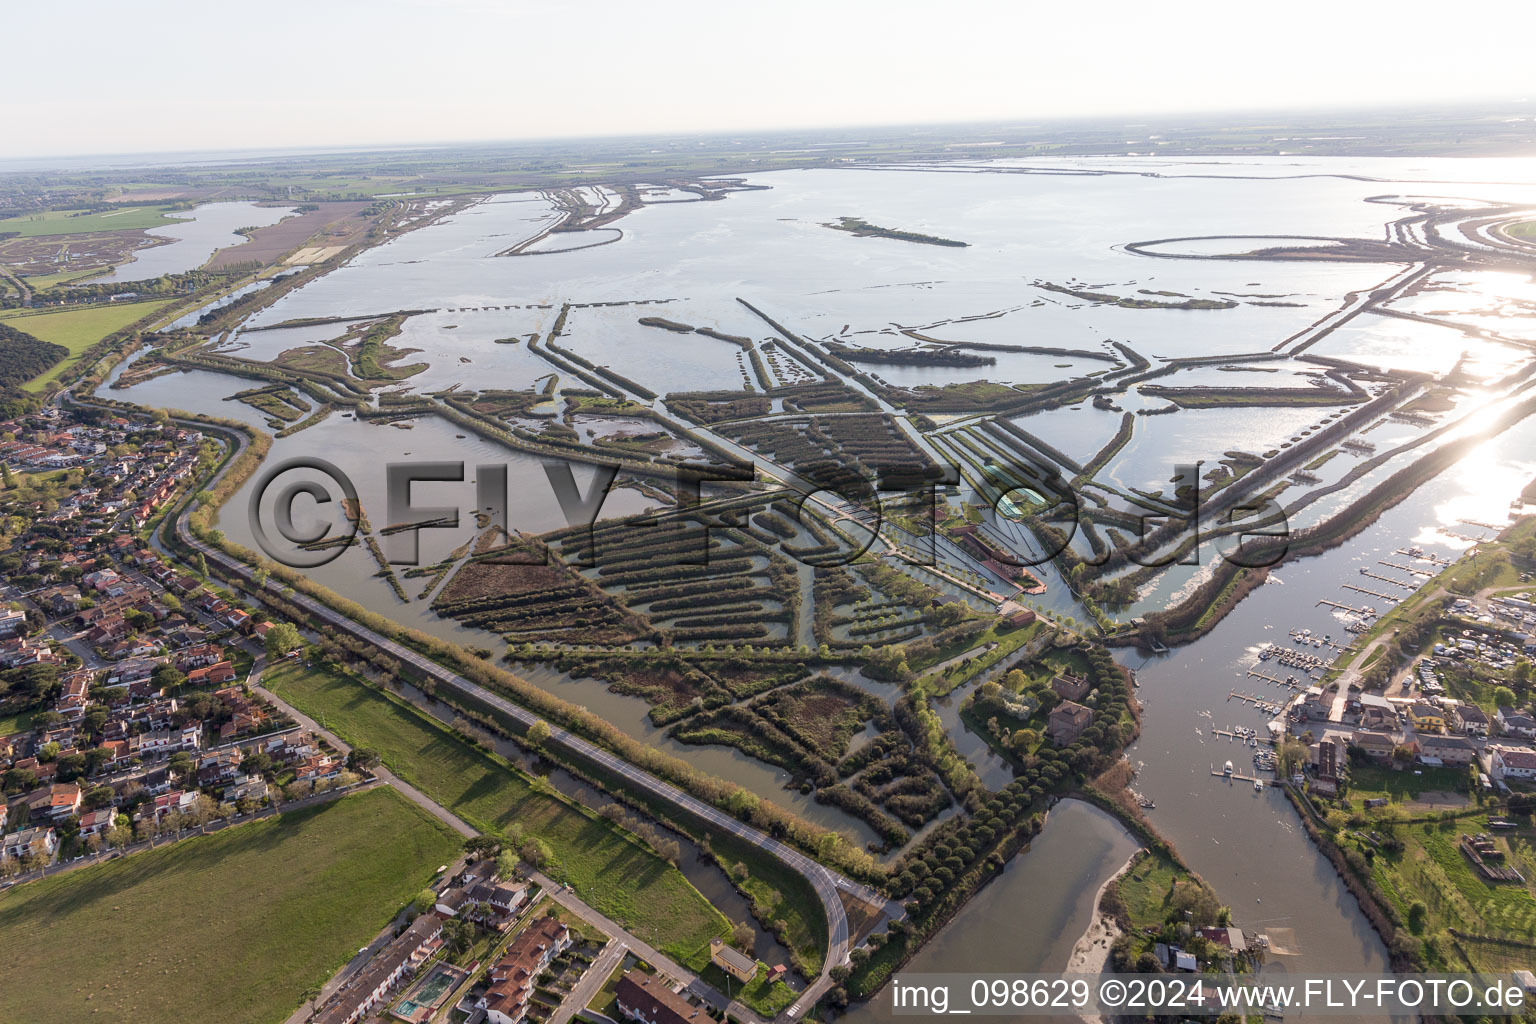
[
  {"left": 0, "top": 707, "right": 37, "bottom": 734},
  {"left": 1343, "top": 763, "right": 1472, "bottom": 812},
  {"left": 20, "top": 267, "right": 108, "bottom": 289},
  {"left": 0, "top": 299, "right": 173, "bottom": 390},
  {"left": 0, "top": 205, "right": 189, "bottom": 238},
  {"left": 1508, "top": 221, "right": 1536, "bottom": 239},
  {"left": 708, "top": 829, "right": 827, "bottom": 973},
  {"left": 0, "top": 787, "right": 459, "bottom": 1024},
  {"left": 1368, "top": 814, "right": 1536, "bottom": 968},
  {"left": 263, "top": 662, "right": 730, "bottom": 968}
]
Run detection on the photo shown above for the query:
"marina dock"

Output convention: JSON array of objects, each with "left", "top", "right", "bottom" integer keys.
[
  {"left": 1378, "top": 559, "right": 1435, "bottom": 578},
  {"left": 1228, "top": 690, "right": 1283, "bottom": 714},
  {"left": 1395, "top": 547, "right": 1450, "bottom": 567},
  {"left": 1343, "top": 583, "right": 1401, "bottom": 602},
  {"left": 1211, "top": 728, "right": 1276, "bottom": 747},
  {"left": 1358, "top": 568, "right": 1416, "bottom": 590},
  {"left": 1212, "top": 765, "right": 1272, "bottom": 787},
  {"left": 1247, "top": 668, "right": 1304, "bottom": 688},
  {"left": 1316, "top": 598, "right": 1376, "bottom": 616}
]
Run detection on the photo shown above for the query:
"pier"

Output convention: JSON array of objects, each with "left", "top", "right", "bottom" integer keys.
[
  {"left": 1211, "top": 765, "right": 1272, "bottom": 787},
  {"left": 1459, "top": 518, "right": 1506, "bottom": 532},
  {"left": 1288, "top": 630, "right": 1347, "bottom": 651},
  {"left": 1228, "top": 690, "right": 1283, "bottom": 714},
  {"left": 1378, "top": 559, "right": 1435, "bottom": 578},
  {"left": 1317, "top": 598, "right": 1377, "bottom": 616},
  {"left": 1396, "top": 547, "right": 1451, "bottom": 567},
  {"left": 1211, "top": 728, "right": 1276, "bottom": 746},
  {"left": 1247, "top": 668, "right": 1304, "bottom": 688},
  {"left": 1343, "top": 583, "right": 1400, "bottom": 602},
  {"left": 1358, "top": 568, "right": 1417, "bottom": 590}
]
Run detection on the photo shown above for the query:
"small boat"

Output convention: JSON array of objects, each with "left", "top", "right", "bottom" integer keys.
[
  {"left": 1254, "top": 779, "right": 1264, "bottom": 791},
  {"left": 1224, "top": 760, "right": 1234, "bottom": 775}
]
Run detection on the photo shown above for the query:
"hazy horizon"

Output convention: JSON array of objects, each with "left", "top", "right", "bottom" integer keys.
[{"left": 9, "top": 0, "right": 1534, "bottom": 159}]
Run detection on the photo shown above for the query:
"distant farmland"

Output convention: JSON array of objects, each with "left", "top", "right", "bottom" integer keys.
[
  {"left": 0, "top": 204, "right": 190, "bottom": 238},
  {"left": 0, "top": 787, "right": 460, "bottom": 1024}
]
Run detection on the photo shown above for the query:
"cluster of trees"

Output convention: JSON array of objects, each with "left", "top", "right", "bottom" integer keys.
[
  {"left": 891, "top": 643, "right": 1132, "bottom": 915},
  {"left": 0, "top": 322, "right": 68, "bottom": 415}
]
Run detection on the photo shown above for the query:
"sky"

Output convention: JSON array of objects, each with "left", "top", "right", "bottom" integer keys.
[{"left": 8, "top": 0, "right": 1535, "bottom": 158}]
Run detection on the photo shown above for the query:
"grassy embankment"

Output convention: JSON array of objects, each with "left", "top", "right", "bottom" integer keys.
[
  {"left": 0, "top": 299, "right": 174, "bottom": 391},
  {"left": 0, "top": 787, "right": 459, "bottom": 1024},
  {"left": 262, "top": 660, "right": 731, "bottom": 970}
]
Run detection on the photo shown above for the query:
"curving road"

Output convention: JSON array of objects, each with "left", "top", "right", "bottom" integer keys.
[{"left": 129, "top": 406, "right": 900, "bottom": 1020}]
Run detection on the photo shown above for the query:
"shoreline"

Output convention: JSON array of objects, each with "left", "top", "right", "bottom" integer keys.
[{"left": 1064, "top": 847, "right": 1139, "bottom": 975}]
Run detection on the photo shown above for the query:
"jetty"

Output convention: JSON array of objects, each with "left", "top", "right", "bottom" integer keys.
[
  {"left": 1212, "top": 764, "right": 1271, "bottom": 787},
  {"left": 1358, "top": 568, "right": 1416, "bottom": 590},
  {"left": 1343, "top": 583, "right": 1400, "bottom": 602},
  {"left": 1459, "top": 518, "right": 1507, "bottom": 532},
  {"left": 1229, "top": 690, "right": 1283, "bottom": 714},
  {"left": 1317, "top": 598, "right": 1376, "bottom": 616},
  {"left": 1379, "top": 559, "right": 1435, "bottom": 578},
  {"left": 1247, "top": 668, "right": 1303, "bottom": 689},
  {"left": 1396, "top": 547, "right": 1451, "bottom": 566}
]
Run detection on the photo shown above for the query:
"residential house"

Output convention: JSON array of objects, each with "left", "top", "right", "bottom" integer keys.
[
  {"left": 225, "top": 775, "right": 268, "bottom": 805},
  {"left": 464, "top": 880, "right": 530, "bottom": 930},
  {"left": 0, "top": 607, "right": 28, "bottom": 637},
  {"left": 176, "top": 643, "right": 224, "bottom": 671},
  {"left": 196, "top": 748, "right": 245, "bottom": 787},
  {"left": 187, "top": 661, "right": 236, "bottom": 688},
  {"left": 1454, "top": 703, "right": 1490, "bottom": 736},
  {"left": 1407, "top": 704, "right": 1446, "bottom": 733},
  {"left": 1490, "top": 745, "right": 1536, "bottom": 782},
  {"left": 1417, "top": 734, "right": 1477, "bottom": 766},
  {"left": 1049, "top": 672, "right": 1092, "bottom": 703},
  {"left": 0, "top": 826, "right": 58, "bottom": 865},
  {"left": 1497, "top": 707, "right": 1536, "bottom": 740},
  {"left": 1355, "top": 692, "right": 1398, "bottom": 730},
  {"left": 77, "top": 807, "right": 116, "bottom": 839},
  {"left": 615, "top": 971, "right": 706, "bottom": 1024},
  {"left": 26, "top": 782, "right": 82, "bottom": 822},
  {"left": 313, "top": 913, "right": 444, "bottom": 1024},
  {"left": 1352, "top": 730, "right": 1399, "bottom": 762},
  {"left": 57, "top": 670, "right": 93, "bottom": 716},
  {"left": 1047, "top": 700, "right": 1092, "bottom": 747},
  {"left": 477, "top": 916, "right": 572, "bottom": 1024},
  {"left": 105, "top": 657, "right": 162, "bottom": 687}
]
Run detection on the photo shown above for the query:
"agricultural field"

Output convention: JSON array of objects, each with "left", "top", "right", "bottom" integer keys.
[
  {"left": 0, "top": 204, "right": 190, "bottom": 237},
  {"left": 1364, "top": 811, "right": 1536, "bottom": 971},
  {"left": 206, "top": 201, "right": 371, "bottom": 269},
  {"left": 261, "top": 660, "right": 731, "bottom": 969},
  {"left": 0, "top": 787, "right": 460, "bottom": 1024},
  {"left": 0, "top": 298, "right": 173, "bottom": 390}
]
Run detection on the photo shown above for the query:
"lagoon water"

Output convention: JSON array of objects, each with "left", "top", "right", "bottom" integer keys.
[
  {"left": 104, "top": 156, "right": 1536, "bottom": 987},
  {"left": 97, "top": 201, "right": 297, "bottom": 281}
]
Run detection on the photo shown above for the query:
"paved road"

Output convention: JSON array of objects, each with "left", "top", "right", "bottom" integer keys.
[{"left": 552, "top": 939, "right": 626, "bottom": 1024}]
